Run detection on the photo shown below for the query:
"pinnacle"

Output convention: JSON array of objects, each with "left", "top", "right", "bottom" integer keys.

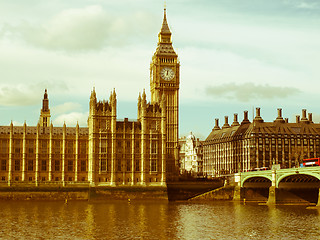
[{"left": 160, "top": 8, "right": 171, "bottom": 34}]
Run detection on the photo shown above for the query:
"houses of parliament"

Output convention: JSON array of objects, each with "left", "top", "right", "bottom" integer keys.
[{"left": 0, "top": 8, "right": 180, "bottom": 187}]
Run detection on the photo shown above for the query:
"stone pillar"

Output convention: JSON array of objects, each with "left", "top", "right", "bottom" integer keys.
[
  {"left": 8, "top": 122, "right": 13, "bottom": 186},
  {"left": 35, "top": 124, "right": 40, "bottom": 186},
  {"left": 48, "top": 123, "right": 53, "bottom": 181},
  {"left": 22, "top": 122, "right": 26, "bottom": 181},
  {"left": 62, "top": 123, "right": 66, "bottom": 186},
  {"left": 131, "top": 124, "right": 135, "bottom": 185},
  {"left": 110, "top": 91, "right": 117, "bottom": 186},
  {"left": 75, "top": 123, "right": 79, "bottom": 182},
  {"left": 267, "top": 170, "right": 277, "bottom": 205},
  {"left": 159, "top": 94, "right": 167, "bottom": 185}
]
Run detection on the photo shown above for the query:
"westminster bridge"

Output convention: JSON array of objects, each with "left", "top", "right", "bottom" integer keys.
[{"left": 233, "top": 166, "right": 320, "bottom": 205}]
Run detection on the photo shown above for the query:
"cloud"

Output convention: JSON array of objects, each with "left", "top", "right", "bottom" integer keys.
[
  {"left": 294, "top": 1, "right": 319, "bottom": 10},
  {"left": 0, "top": 82, "right": 68, "bottom": 106},
  {"left": 206, "top": 83, "right": 301, "bottom": 102},
  {"left": 53, "top": 112, "right": 88, "bottom": 127},
  {"left": 1, "top": 5, "right": 156, "bottom": 52},
  {"left": 51, "top": 102, "right": 82, "bottom": 115}
]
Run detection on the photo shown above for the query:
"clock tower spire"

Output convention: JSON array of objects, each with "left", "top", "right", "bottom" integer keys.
[{"left": 150, "top": 7, "right": 180, "bottom": 180}]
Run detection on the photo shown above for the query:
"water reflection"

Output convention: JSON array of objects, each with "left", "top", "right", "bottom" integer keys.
[{"left": 1, "top": 201, "right": 320, "bottom": 239}]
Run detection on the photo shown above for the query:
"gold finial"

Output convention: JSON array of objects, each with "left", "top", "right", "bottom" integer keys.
[{"left": 164, "top": 0, "right": 166, "bottom": 10}]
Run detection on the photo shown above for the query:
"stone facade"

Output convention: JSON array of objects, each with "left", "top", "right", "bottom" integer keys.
[
  {"left": 0, "top": 8, "right": 179, "bottom": 187},
  {"left": 203, "top": 108, "right": 320, "bottom": 177},
  {"left": 179, "top": 133, "right": 203, "bottom": 176}
]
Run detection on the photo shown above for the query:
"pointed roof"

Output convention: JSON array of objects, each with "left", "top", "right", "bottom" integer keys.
[
  {"left": 160, "top": 8, "right": 171, "bottom": 35},
  {"left": 153, "top": 7, "right": 177, "bottom": 57},
  {"left": 42, "top": 89, "right": 49, "bottom": 111}
]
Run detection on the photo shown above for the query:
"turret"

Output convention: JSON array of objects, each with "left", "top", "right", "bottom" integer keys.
[
  {"left": 39, "top": 89, "right": 51, "bottom": 127},
  {"left": 111, "top": 88, "right": 117, "bottom": 117},
  {"left": 89, "top": 87, "right": 97, "bottom": 115}
]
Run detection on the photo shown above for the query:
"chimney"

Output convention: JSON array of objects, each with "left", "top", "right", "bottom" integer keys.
[
  {"left": 296, "top": 115, "right": 300, "bottom": 123},
  {"left": 301, "top": 109, "right": 308, "bottom": 123},
  {"left": 253, "top": 107, "right": 263, "bottom": 123},
  {"left": 222, "top": 116, "right": 230, "bottom": 129},
  {"left": 213, "top": 118, "right": 220, "bottom": 130},
  {"left": 241, "top": 111, "right": 250, "bottom": 124},
  {"left": 257, "top": 108, "right": 261, "bottom": 117},
  {"left": 231, "top": 113, "right": 240, "bottom": 126},
  {"left": 308, "top": 113, "right": 313, "bottom": 123},
  {"left": 274, "top": 108, "right": 285, "bottom": 123},
  {"left": 285, "top": 118, "right": 289, "bottom": 123}
]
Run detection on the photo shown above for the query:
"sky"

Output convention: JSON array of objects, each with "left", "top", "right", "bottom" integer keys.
[{"left": 0, "top": 0, "right": 320, "bottom": 140}]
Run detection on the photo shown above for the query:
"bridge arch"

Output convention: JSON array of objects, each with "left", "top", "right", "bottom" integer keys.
[
  {"left": 241, "top": 175, "right": 272, "bottom": 188},
  {"left": 276, "top": 173, "right": 320, "bottom": 188}
]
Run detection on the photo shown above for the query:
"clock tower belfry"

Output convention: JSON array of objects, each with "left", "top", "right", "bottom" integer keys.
[{"left": 150, "top": 7, "right": 180, "bottom": 179}]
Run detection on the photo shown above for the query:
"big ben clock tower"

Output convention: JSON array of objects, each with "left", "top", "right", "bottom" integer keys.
[{"left": 150, "top": 7, "right": 180, "bottom": 179}]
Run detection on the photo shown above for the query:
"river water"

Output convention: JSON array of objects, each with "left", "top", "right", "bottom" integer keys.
[{"left": 0, "top": 201, "right": 319, "bottom": 239}]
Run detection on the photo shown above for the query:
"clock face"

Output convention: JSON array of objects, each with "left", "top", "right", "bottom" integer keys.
[{"left": 160, "top": 67, "right": 175, "bottom": 81}]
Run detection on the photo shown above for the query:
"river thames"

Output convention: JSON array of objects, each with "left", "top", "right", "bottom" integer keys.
[{"left": 1, "top": 201, "right": 319, "bottom": 239}]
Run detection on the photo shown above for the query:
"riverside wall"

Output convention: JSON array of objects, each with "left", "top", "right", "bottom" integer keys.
[
  {"left": 188, "top": 186, "right": 235, "bottom": 201},
  {"left": 0, "top": 183, "right": 168, "bottom": 201}
]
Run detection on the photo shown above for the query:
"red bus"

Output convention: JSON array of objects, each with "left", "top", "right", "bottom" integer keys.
[{"left": 302, "top": 158, "right": 320, "bottom": 167}]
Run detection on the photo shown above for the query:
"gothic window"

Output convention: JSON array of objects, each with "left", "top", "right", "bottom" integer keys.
[
  {"left": 80, "top": 141, "right": 87, "bottom": 154},
  {"left": 117, "top": 141, "right": 122, "bottom": 153},
  {"left": 1, "top": 140, "right": 7, "bottom": 153},
  {"left": 28, "top": 140, "right": 34, "bottom": 154},
  {"left": 135, "top": 159, "right": 140, "bottom": 171},
  {"left": 100, "top": 141, "right": 106, "bottom": 153},
  {"left": 151, "top": 159, "right": 157, "bottom": 172},
  {"left": 41, "top": 160, "right": 47, "bottom": 171},
  {"left": 67, "top": 141, "right": 74, "bottom": 154},
  {"left": 28, "top": 160, "right": 33, "bottom": 171},
  {"left": 1, "top": 160, "right": 6, "bottom": 171},
  {"left": 54, "top": 160, "right": 60, "bottom": 171},
  {"left": 151, "top": 141, "right": 157, "bottom": 154},
  {"left": 101, "top": 159, "right": 106, "bottom": 171},
  {"left": 41, "top": 140, "right": 47, "bottom": 154},
  {"left": 14, "top": 140, "right": 21, "bottom": 154},
  {"left": 117, "top": 159, "right": 121, "bottom": 171},
  {"left": 135, "top": 141, "right": 140, "bottom": 150},
  {"left": 81, "top": 160, "right": 86, "bottom": 172},
  {"left": 14, "top": 159, "right": 20, "bottom": 171},
  {"left": 126, "top": 159, "right": 131, "bottom": 171},
  {"left": 126, "top": 141, "right": 131, "bottom": 153},
  {"left": 68, "top": 160, "right": 73, "bottom": 171},
  {"left": 54, "top": 140, "right": 61, "bottom": 154}
]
